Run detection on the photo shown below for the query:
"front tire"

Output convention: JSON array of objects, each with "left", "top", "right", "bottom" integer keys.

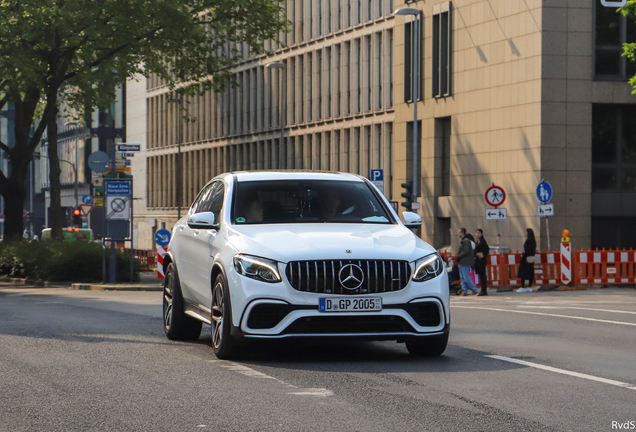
[
  {"left": 210, "top": 273, "right": 239, "bottom": 359},
  {"left": 163, "top": 263, "right": 202, "bottom": 340},
  {"left": 405, "top": 330, "right": 449, "bottom": 357}
]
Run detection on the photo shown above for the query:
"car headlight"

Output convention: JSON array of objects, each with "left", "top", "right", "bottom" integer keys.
[
  {"left": 412, "top": 253, "right": 444, "bottom": 282},
  {"left": 233, "top": 254, "right": 282, "bottom": 283}
]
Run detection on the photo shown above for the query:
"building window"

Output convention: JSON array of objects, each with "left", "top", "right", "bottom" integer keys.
[
  {"left": 378, "top": 35, "right": 382, "bottom": 109},
  {"left": 595, "top": 4, "right": 636, "bottom": 80},
  {"left": 404, "top": 19, "right": 423, "bottom": 102},
  {"left": 592, "top": 104, "right": 636, "bottom": 192},
  {"left": 432, "top": 4, "right": 452, "bottom": 98},
  {"left": 389, "top": 30, "right": 393, "bottom": 107},
  {"left": 436, "top": 117, "right": 451, "bottom": 196}
]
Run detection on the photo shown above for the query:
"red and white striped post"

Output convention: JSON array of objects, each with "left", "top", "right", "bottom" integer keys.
[
  {"left": 560, "top": 229, "right": 571, "bottom": 285},
  {"left": 157, "top": 247, "right": 167, "bottom": 279}
]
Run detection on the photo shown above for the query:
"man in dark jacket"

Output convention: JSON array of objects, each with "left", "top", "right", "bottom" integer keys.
[{"left": 456, "top": 228, "right": 478, "bottom": 296}]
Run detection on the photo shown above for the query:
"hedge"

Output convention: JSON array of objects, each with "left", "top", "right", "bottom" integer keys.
[{"left": 0, "top": 240, "right": 140, "bottom": 283}]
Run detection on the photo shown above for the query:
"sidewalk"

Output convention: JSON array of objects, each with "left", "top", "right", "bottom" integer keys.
[{"left": 70, "top": 272, "right": 163, "bottom": 291}]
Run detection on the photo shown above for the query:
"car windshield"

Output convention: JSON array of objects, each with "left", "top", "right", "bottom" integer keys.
[{"left": 232, "top": 180, "right": 394, "bottom": 225}]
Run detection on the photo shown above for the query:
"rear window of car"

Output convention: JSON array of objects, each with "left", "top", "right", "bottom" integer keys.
[{"left": 232, "top": 179, "right": 394, "bottom": 225}]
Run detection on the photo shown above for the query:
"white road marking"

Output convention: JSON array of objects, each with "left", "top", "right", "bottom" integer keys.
[
  {"left": 451, "top": 305, "right": 636, "bottom": 326},
  {"left": 486, "top": 355, "right": 636, "bottom": 391},
  {"left": 288, "top": 389, "right": 334, "bottom": 397},
  {"left": 518, "top": 305, "right": 636, "bottom": 315},
  {"left": 215, "top": 361, "right": 333, "bottom": 396}
]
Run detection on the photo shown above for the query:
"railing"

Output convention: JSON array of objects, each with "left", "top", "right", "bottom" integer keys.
[
  {"left": 440, "top": 248, "right": 636, "bottom": 287},
  {"left": 123, "top": 249, "right": 157, "bottom": 271}
]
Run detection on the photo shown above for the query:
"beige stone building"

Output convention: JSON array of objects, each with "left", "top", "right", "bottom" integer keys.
[{"left": 127, "top": 0, "right": 636, "bottom": 252}]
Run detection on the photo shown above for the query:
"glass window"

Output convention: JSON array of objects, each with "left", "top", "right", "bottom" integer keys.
[
  {"left": 592, "top": 168, "right": 618, "bottom": 191},
  {"left": 199, "top": 181, "right": 225, "bottom": 223},
  {"left": 621, "top": 168, "right": 636, "bottom": 191},
  {"left": 595, "top": 3, "right": 636, "bottom": 79},
  {"left": 592, "top": 106, "right": 617, "bottom": 163},
  {"left": 621, "top": 107, "right": 636, "bottom": 164},
  {"left": 433, "top": 7, "right": 452, "bottom": 98},
  {"left": 232, "top": 180, "right": 394, "bottom": 224}
]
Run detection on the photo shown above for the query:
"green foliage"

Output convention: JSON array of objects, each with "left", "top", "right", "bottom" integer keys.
[
  {"left": 0, "top": 240, "right": 140, "bottom": 282},
  {"left": 623, "top": 1, "right": 636, "bottom": 93},
  {"left": 0, "top": 0, "right": 290, "bottom": 114}
]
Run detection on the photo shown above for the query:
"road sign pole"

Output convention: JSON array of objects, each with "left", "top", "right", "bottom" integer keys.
[
  {"left": 130, "top": 178, "right": 134, "bottom": 283},
  {"left": 546, "top": 217, "right": 551, "bottom": 251},
  {"left": 109, "top": 143, "right": 117, "bottom": 284}
]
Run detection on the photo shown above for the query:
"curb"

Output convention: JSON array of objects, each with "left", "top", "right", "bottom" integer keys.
[
  {"left": 70, "top": 283, "right": 163, "bottom": 291},
  {"left": 0, "top": 278, "right": 54, "bottom": 287}
]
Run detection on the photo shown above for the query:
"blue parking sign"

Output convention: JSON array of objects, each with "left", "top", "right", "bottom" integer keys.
[{"left": 536, "top": 181, "right": 553, "bottom": 204}]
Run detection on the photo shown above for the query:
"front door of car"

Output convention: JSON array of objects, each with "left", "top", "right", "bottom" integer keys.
[
  {"left": 178, "top": 182, "right": 214, "bottom": 303},
  {"left": 182, "top": 181, "right": 225, "bottom": 308}
]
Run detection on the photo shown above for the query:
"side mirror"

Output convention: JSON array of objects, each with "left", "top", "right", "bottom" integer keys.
[
  {"left": 187, "top": 212, "right": 217, "bottom": 229},
  {"left": 402, "top": 211, "right": 422, "bottom": 228}
]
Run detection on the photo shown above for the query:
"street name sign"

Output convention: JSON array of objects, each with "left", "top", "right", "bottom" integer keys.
[
  {"left": 486, "top": 208, "right": 507, "bottom": 220},
  {"left": 538, "top": 204, "right": 554, "bottom": 216},
  {"left": 106, "top": 181, "right": 131, "bottom": 196},
  {"left": 116, "top": 143, "right": 141, "bottom": 152}
]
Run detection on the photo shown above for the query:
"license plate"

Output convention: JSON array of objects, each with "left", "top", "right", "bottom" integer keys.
[{"left": 318, "top": 297, "right": 382, "bottom": 312}]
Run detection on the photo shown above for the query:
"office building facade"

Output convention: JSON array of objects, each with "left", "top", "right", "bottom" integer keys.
[{"left": 128, "top": 0, "right": 636, "bottom": 252}]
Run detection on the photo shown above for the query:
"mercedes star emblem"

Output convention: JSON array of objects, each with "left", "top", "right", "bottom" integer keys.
[{"left": 339, "top": 264, "right": 365, "bottom": 290}]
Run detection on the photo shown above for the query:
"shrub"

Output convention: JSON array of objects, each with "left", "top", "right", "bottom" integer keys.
[{"left": 0, "top": 240, "right": 140, "bottom": 283}]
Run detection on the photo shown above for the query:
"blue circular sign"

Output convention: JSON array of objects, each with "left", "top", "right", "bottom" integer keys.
[
  {"left": 155, "top": 229, "right": 171, "bottom": 247},
  {"left": 536, "top": 181, "right": 553, "bottom": 204},
  {"left": 81, "top": 194, "right": 93, "bottom": 205}
]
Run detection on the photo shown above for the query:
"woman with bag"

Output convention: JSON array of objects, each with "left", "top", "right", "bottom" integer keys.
[
  {"left": 517, "top": 228, "right": 537, "bottom": 293},
  {"left": 474, "top": 229, "right": 490, "bottom": 296}
]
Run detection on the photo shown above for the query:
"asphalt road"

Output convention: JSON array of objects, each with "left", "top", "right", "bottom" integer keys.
[{"left": 1, "top": 286, "right": 634, "bottom": 431}]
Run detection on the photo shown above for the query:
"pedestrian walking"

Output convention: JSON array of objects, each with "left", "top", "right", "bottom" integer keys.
[
  {"left": 456, "top": 228, "right": 479, "bottom": 296},
  {"left": 474, "top": 228, "right": 490, "bottom": 296},
  {"left": 517, "top": 228, "right": 537, "bottom": 293}
]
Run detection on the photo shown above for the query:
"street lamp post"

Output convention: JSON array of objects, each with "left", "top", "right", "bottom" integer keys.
[
  {"left": 64, "top": 121, "right": 80, "bottom": 208},
  {"left": 394, "top": 8, "right": 421, "bottom": 208},
  {"left": 266, "top": 62, "right": 287, "bottom": 169},
  {"left": 167, "top": 98, "right": 183, "bottom": 220}
]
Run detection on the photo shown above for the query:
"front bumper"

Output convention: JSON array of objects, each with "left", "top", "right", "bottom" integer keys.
[{"left": 235, "top": 297, "right": 447, "bottom": 339}]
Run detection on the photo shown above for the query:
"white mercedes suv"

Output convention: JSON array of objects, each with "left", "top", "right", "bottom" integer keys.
[{"left": 162, "top": 171, "right": 450, "bottom": 359}]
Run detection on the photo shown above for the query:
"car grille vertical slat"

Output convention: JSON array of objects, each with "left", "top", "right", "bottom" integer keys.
[
  {"left": 286, "top": 260, "right": 411, "bottom": 294},
  {"left": 331, "top": 261, "right": 336, "bottom": 294},
  {"left": 374, "top": 261, "right": 379, "bottom": 293}
]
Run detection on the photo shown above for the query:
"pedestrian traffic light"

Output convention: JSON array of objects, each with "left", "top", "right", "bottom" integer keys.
[
  {"left": 401, "top": 182, "right": 413, "bottom": 210},
  {"left": 72, "top": 208, "right": 82, "bottom": 226}
]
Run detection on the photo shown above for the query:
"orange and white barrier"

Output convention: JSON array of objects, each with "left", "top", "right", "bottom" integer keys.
[
  {"left": 157, "top": 247, "right": 167, "bottom": 279},
  {"left": 575, "top": 250, "right": 636, "bottom": 285}
]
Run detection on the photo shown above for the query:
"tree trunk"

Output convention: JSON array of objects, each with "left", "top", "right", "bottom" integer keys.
[
  {"left": 47, "top": 94, "right": 64, "bottom": 240},
  {"left": 2, "top": 176, "right": 27, "bottom": 240}
]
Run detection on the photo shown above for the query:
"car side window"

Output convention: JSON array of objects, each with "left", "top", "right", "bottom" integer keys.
[
  {"left": 190, "top": 182, "right": 214, "bottom": 215},
  {"left": 198, "top": 181, "right": 225, "bottom": 223}
]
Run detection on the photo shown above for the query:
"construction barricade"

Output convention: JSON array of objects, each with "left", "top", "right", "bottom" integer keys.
[
  {"left": 503, "top": 251, "right": 562, "bottom": 288},
  {"left": 574, "top": 249, "right": 636, "bottom": 286}
]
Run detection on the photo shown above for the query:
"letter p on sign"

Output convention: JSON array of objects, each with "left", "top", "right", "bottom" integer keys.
[{"left": 600, "top": 0, "right": 626, "bottom": 6}]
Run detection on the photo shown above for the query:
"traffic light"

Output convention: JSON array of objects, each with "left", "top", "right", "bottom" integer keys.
[
  {"left": 72, "top": 208, "right": 82, "bottom": 226},
  {"left": 401, "top": 182, "right": 413, "bottom": 210}
]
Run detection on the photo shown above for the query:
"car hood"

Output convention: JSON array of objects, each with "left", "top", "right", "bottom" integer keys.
[{"left": 225, "top": 223, "right": 436, "bottom": 262}]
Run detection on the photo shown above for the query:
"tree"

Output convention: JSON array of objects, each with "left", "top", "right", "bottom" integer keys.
[
  {"left": 0, "top": 0, "right": 287, "bottom": 239},
  {"left": 624, "top": 1, "right": 636, "bottom": 93}
]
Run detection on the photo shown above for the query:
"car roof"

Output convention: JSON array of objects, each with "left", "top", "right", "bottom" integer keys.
[{"left": 228, "top": 171, "right": 366, "bottom": 182}]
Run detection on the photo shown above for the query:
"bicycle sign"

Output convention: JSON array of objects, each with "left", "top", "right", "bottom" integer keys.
[{"left": 485, "top": 184, "right": 506, "bottom": 208}]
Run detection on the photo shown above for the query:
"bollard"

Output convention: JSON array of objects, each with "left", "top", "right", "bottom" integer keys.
[{"left": 560, "top": 229, "right": 572, "bottom": 285}]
